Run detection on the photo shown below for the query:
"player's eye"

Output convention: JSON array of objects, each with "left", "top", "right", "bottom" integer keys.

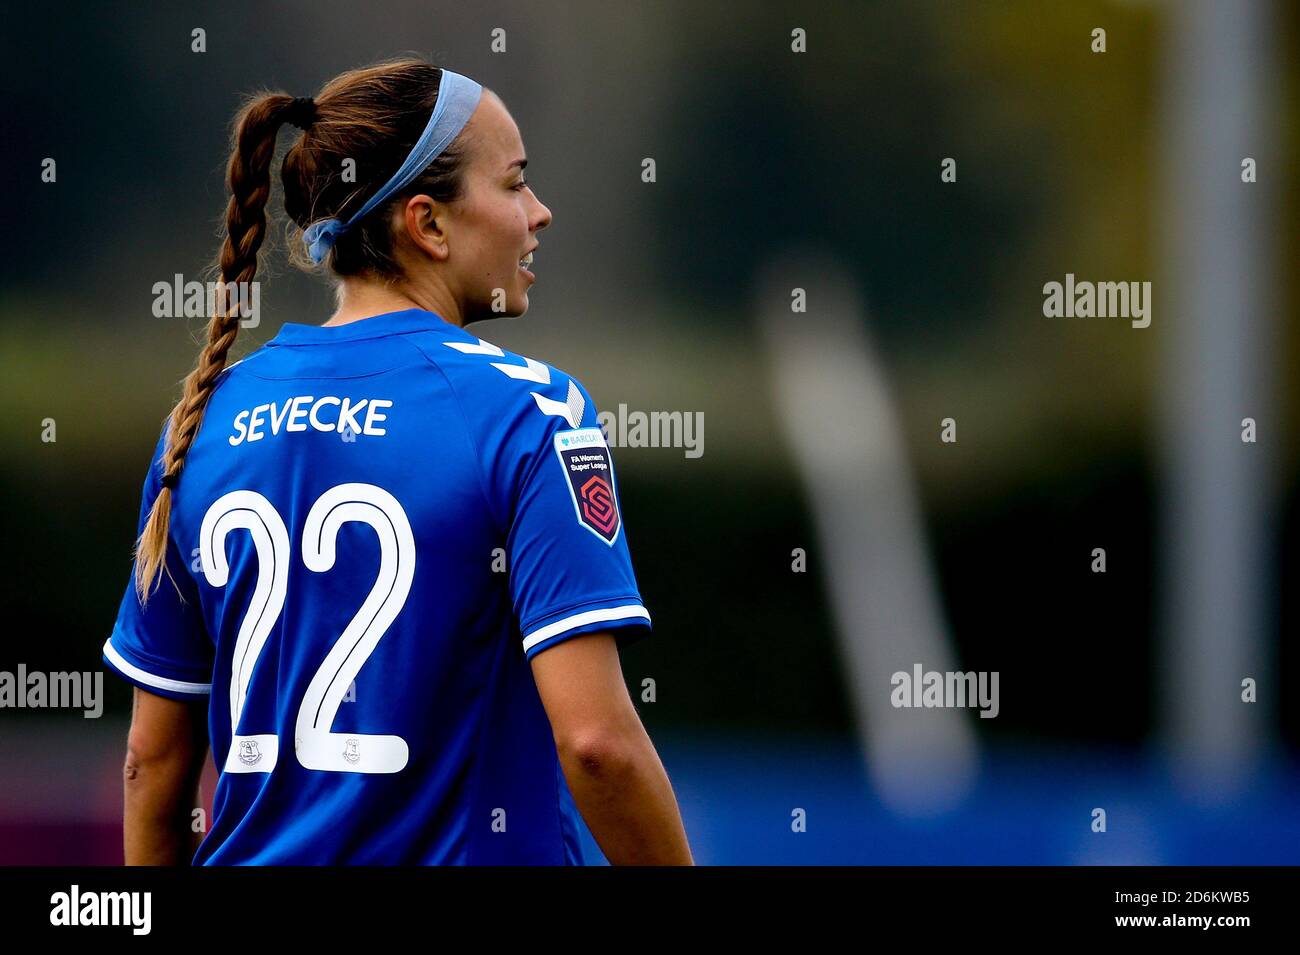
[{"left": 512, "top": 177, "right": 530, "bottom": 191}]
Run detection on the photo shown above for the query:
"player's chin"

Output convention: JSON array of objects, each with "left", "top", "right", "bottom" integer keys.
[
  {"left": 491, "top": 299, "right": 529, "bottom": 321},
  {"left": 510, "top": 278, "right": 534, "bottom": 315},
  {"left": 499, "top": 288, "right": 530, "bottom": 317}
]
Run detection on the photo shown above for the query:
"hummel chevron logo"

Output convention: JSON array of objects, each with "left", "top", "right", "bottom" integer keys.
[
  {"left": 445, "top": 337, "right": 586, "bottom": 428},
  {"left": 534, "top": 381, "right": 585, "bottom": 429}
]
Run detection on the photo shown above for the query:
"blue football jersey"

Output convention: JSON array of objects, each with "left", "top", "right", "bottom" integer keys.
[{"left": 101, "top": 308, "right": 652, "bottom": 864}]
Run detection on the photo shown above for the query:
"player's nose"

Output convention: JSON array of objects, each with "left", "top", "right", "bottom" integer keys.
[{"left": 531, "top": 193, "right": 553, "bottom": 232}]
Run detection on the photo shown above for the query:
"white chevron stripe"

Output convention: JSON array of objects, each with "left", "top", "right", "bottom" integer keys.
[
  {"left": 531, "top": 380, "right": 585, "bottom": 428},
  {"left": 490, "top": 356, "right": 551, "bottom": 384},
  {"left": 446, "top": 336, "right": 581, "bottom": 426},
  {"left": 445, "top": 338, "right": 549, "bottom": 382},
  {"left": 444, "top": 339, "right": 505, "bottom": 357},
  {"left": 532, "top": 393, "right": 578, "bottom": 428},
  {"left": 564, "top": 380, "right": 585, "bottom": 426}
]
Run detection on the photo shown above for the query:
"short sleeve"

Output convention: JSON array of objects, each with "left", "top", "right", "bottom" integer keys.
[
  {"left": 101, "top": 424, "right": 214, "bottom": 701},
  {"left": 504, "top": 379, "right": 652, "bottom": 660}
]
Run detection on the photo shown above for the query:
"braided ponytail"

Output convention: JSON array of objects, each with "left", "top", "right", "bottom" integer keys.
[{"left": 133, "top": 93, "right": 305, "bottom": 602}]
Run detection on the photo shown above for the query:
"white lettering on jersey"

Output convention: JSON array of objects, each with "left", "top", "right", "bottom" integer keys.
[{"left": 228, "top": 396, "right": 393, "bottom": 445}]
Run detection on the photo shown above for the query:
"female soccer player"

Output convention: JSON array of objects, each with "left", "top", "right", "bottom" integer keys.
[{"left": 101, "top": 57, "right": 692, "bottom": 865}]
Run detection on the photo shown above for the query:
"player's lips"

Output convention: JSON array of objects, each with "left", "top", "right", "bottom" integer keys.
[{"left": 519, "top": 245, "right": 537, "bottom": 282}]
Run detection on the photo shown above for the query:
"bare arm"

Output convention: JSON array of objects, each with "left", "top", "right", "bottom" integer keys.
[
  {"left": 530, "top": 632, "right": 693, "bottom": 865},
  {"left": 122, "top": 686, "right": 209, "bottom": 865}
]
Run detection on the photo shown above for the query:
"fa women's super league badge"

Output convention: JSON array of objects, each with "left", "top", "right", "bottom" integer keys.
[{"left": 554, "top": 428, "right": 622, "bottom": 544}]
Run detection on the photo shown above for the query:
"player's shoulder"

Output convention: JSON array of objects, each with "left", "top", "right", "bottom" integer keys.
[
  {"left": 210, "top": 344, "right": 277, "bottom": 392},
  {"left": 408, "top": 326, "right": 595, "bottom": 435}
]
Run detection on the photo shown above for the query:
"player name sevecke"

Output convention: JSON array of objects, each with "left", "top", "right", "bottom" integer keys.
[{"left": 229, "top": 395, "right": 393, "bottom": 445}]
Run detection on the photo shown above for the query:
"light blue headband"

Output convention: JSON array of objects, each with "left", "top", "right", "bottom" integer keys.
[{"left": 303, "top": 68, "right": 484, "bottom": 266}]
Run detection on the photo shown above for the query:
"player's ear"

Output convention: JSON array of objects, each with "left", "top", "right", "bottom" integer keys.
[{"left": 402, "top": 194, "right": 450, "bottom": 262}]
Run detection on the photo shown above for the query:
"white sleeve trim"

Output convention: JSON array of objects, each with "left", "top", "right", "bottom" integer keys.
[
  {"left": 102, "top": 637, "right": 212, "bottom": 695},
  {"left": 521, "top": 604, "right": 651, "bottom": 653}
]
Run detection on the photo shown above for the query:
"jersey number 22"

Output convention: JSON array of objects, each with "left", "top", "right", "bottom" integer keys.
[{"left": 199, "top": 483, "right": 414, "bottom": 775}]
